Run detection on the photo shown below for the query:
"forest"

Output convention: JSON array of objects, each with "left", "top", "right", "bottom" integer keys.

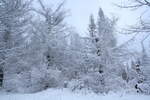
[{"left": 0, "top": 0, "right": 150, "bottom": 97}]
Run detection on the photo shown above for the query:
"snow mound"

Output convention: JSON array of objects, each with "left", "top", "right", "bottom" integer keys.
[{"left": 0, "top": 89, "right": 150, "bottom": 100}]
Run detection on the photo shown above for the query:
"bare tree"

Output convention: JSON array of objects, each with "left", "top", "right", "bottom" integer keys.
[
  {"left": 116, "top": 0, "right": 150, "bottom": 8},
  {"left": 116, "top": 0, "right": 150, "bottom": 33}
]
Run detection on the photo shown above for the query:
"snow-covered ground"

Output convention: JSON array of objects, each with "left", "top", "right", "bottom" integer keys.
[{"left": 0, "top": 89, "right": 150, "bottom": 100}]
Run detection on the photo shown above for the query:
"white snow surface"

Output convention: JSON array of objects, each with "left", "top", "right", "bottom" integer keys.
[{"left": 0, "top": 89, "right": 150, "bottom": 100}]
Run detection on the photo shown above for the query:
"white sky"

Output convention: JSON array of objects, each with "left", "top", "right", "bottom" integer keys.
[
  {"left": 66, "top": 0, "right": 143, "bottom": 33},
  {"left": 37, "top": 0, "right": 146, "bottom": 44}
]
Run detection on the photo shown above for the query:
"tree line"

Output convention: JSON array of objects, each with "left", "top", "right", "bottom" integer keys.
[{"left": 0, "top": 0, "right": 150, "bottom": 94}]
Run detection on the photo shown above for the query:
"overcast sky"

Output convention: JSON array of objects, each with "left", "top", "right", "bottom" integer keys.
[
  {"left": 39, "top": 0, "right": 144, "bottom": 32},
  {"left": 39, "top": 0, "right": 146, "bottom": 44}
]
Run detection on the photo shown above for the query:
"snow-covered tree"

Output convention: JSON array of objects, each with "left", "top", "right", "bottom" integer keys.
[
  {"left": 84, "top": 8, "right": 119, "bottom": 93},
  {"left": 88, "top": 14, "right": 97, "bottom": 44},
  {"left": 24, "top": 0, "right": 71, "bottom": 92},
  {"left": 0, "top": 0, "right": 32, "bottom": 92},
  {"left": 32, "top": 0, "right": 68, "bottom": 68}
]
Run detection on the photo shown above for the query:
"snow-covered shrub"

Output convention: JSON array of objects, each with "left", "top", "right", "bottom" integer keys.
[{"left": 67, "top": 72, "right": 106, "bottom": 93}]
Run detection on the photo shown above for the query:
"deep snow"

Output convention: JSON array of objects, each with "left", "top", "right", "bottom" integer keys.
[{"left": 0, "top": 89, "right": 150, "bottom": 100}]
